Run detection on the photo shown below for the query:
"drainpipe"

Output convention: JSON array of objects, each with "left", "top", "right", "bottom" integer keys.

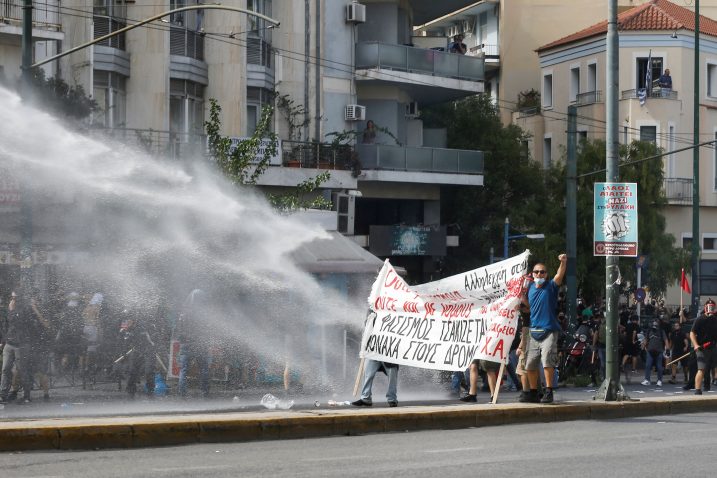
[
  {"left": 304, "top": 0, "right": 310, "bottom": 141},
  {"left": 315, "top": 0, "right": 321, "bottom": 142}
]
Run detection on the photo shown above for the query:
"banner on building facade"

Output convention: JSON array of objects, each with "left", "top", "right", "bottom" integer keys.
[
  {"left": 593, "top": 182, "right": 638, "bottom": 257},
  {"left": 360, "top": 250, "right": 530, "bottom": 371}
]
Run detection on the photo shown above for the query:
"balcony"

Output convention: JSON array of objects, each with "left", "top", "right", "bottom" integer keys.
[
  {"left": 88, "top": 127, "right": 205, "bottom": 160},
  {"left": 663, "top": 178, "right": 693, "bottom": 205},
  {"left": 470, "top": 43, "right": 499, "bottom": 58},
  {"left": 621, "top": 88, "right": 678, "bottom": 100},
  {"left": 357, "top": 143, "right": 483, "bottom": 182},
  {"left": 354, "top": 41, "right": 484, "bottom": 104},
  {"left": 576, "top": 90, "right": 602, "bottom": 106},
  {"left": 0, "top": 0, "right": 60, "bottom": 30},
  {"left": 170, "top": 26, "right": 204, "bottom": 61}
]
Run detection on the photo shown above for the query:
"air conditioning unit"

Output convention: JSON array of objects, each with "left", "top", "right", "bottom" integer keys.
[
  {"left": 405, "top": 101, "right": 419, "bottom": 118},
  {"left": 333, "top": 192, "right": 356, "bottom": 235},
  {"left": 345, "top": 104, "right": 366, "bottom": 121},
  {"left": 346, "top": 2, "right": 366, "bottom": 23}
]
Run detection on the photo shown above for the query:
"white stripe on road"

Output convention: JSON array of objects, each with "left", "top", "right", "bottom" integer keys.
[
  {"left": 151, "top": 465, "right": 234, "bottom": 472},
  {"left": 302, "top": 455, "right": 371, "bottom": 462},
  {"left": 424, "top": 447, "right": 484, "bottom": 453}
]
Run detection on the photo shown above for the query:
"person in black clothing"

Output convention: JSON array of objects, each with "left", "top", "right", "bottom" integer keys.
[
  {"left": 1, "top": 290, "right": 34, "bottom": 403},
  {"left": 669, "top": 321, "right": 689, "bottom": 384},
  {"left": 118, "top": 310, "right": 157, "bottom": 398},
  {"left": 622, "top": 315, "right": 641, "bottom": 382},
  {"left": 449, "top": 34, "right": 467, "bottom": 54},
  {"left": 690, "top": 299, "right": 717, "bottom": 394}
]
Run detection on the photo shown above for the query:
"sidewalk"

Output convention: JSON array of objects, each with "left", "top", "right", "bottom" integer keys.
[{"left": 1, "top": 382, "right": 716, "bottom": 452}]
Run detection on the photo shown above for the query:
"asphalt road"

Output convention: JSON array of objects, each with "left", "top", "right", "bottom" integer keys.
[{"left": 3, "top": 411, "right": 713, "bottom": 477}]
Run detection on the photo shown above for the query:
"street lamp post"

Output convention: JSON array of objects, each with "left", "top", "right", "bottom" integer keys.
[{"left": 503, "top": 217, "right": 545, "bottom": 259}]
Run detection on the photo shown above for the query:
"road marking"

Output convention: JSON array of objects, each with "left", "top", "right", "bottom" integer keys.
[
  {"left": 151, "top": 465, "right": 234, "bottom": 472},
  {"left": 424, "top": 447, "right": 484, "bottom": 453},
  {"left": 303, "top": 455, "right": 370, "bottom": 462}
]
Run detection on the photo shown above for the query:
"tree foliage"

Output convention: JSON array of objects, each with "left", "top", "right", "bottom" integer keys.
[
  {"left": 205, "top": 98, "right": 331, "bottom": 211},
  {"left": 26, "top": 67, "right": 97, "bottom": 120},
  {"left": 563, "top": 139, "right": 689, "bottom": 300},
  {"left": 423, "top": 95, "right": 556, "bottom": 274}
]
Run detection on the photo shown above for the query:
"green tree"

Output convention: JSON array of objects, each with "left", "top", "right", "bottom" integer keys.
[
  {"left": 554, "top": 138, "right": 689, "bottom": 301},
  {"left": 205, "top": 98, "right": 331, "bottom": 211},
  {"left": 422, "top": 95, "right": 558, "bottom": 274},
  {"left": 25, "top": 67, "right": 97, "bottom": 121}
]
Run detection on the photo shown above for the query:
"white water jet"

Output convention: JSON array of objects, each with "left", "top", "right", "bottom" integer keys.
[{"left": 0, "top": 87, "right": 369, "bottom": 395}]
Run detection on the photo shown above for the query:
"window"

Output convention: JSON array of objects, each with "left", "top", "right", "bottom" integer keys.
[
  {"left": 667, "top": 125, "right": 675, "bottom": 178},
  {"left": 246, "top": 87, "right": 274, "bottom": 135},
  {"left": 636, "top": 56, "right": 662, "bottom": 90},
  {"left": 570, "top": 67, "right": 580, "bottom": 103},
  {"left": 169, "top": 79, "right": 204, "bottom": 136},
  {"left": 543, "top": 136, "right": 552, "bottom": 168},
  {"left": 588, "top": 63, "right": 597, "bottom": 93},
  {"left": 478, "top": 12, "right": 488, "bottom": 46},
  {"left": 709, "top": 63, "right": 717, "bottom": 97},
  {"left": 704, "top": 234, "right": 717, "bottom": 252},
  {"left": 714, "top": 131, "right": 717, "bottom": 190},
  {"left": 93, "top": 71, "right": 126, "bottom": 128},
  {"left": 543, "top": 74, "right": 553, "bottom": 108},
  {"left": 639, "top": 125, "right": 657, "bottom": 144},
  {"left": 682, "top": 233, "right": 692, "bottom": 249}
]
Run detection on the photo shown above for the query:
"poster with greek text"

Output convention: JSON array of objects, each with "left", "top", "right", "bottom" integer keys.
[
  {"left": 360, "top": 250, "right": 530, "bottom": 371},
  {"left": 593, "top": 182, "right": 638, "bottom": 257}
]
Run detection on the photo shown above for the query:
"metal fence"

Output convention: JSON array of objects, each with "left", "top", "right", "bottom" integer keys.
[
  {"left": 88, "top": 127, "right": 205, "bottom": 160},
  {"left": 0, "top": 0, "right": 60, "bottom": 28},
  {"left": 576, "top": 90, "right": 602, "bottom": 106},
  {"left": 663, "top": 177, "right": 693, "bottom": 205},
  {"left": 621, "top": 88, "right": 678, "bottom": 100},
  {"left": 355, "top": 41, "right": 484, "bottom": 81},
  {"left": 280, "top": 141, "right": 354, "bottom": 170}
]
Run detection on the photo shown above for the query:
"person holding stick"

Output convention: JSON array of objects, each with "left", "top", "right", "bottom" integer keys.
[{"left": 689, "top": 299, "right": 717, "bottom": 395}]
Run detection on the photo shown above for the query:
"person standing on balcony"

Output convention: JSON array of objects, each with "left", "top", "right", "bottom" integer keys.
[
  {"left": 449, "top": 34, "right": 467, "bottom": 55},
  {"left": 362, "top": 120, "right": 377, "bottom": 144},
  {"left": 658, "top": 68, "right": 672, "bottom": 97}
]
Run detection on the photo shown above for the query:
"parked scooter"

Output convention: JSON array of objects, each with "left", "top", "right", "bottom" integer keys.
[{"left": 561, "top": 323, "right": 598, "bottom": 385}]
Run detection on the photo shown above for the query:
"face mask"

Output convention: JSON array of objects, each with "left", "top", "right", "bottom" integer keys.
[{"left": 535, "top": 278, "right": 546, "bottom": 286}]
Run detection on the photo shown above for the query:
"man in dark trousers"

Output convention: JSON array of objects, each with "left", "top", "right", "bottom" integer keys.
[
  {"left": 118, "top": 309, "right": 157, "bottom": 398},
  {"left": 1, "top": 290, "right": 32, "bottom": 403},
  {"left": 690, "top": 299, "right": 717, "bottom": 395}
]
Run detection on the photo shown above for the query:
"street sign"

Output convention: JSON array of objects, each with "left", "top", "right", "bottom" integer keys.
[
  {"left": 635, "top": 287, "right": 646, "bottom": 303},
  {"left": 594, "top": 182, "right": 638, "bottom": 257}
]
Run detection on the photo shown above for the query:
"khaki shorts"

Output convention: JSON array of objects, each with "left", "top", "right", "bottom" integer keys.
[
  {"left": 525, "top": 330, "right": 560, "bottom": 370},
  {"left": 516, "top": 328, "right": 530, "bottom": 375}
]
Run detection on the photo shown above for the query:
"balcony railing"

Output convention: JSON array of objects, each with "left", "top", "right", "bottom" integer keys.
[
  {"left": 621, "top": 88, "right": 678, "bottom": 100},
  {"left": 357, "top": 144, "right": 483, "bottom": 174},
  {"left": 88, "top": 127, "right": 205, "bottom": 160},
  {"left": 576, "top": 90, "right": 602, "bottom": 106},
  {"left": 470, "top": 44, "right": 499, "bottom": 57},
  {"left": 170, "top": 26, "right": 204, "bottom": 61},
  {"left": 93, "top": 16, "right": 126, "bottom": 50},
  {"left": 663, "top": 178, "right": 693, "bottom": 204},
  {"left": 281, "top": 141, "right": 356, "bottom": 171},
  {"left": 355, "top": 41, "right": 484, "bottom": 82},
  {"left": 0, "top": 0, "right": 61, "bottom": 29}
]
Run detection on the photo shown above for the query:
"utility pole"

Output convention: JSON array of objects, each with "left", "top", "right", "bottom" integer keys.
[
  {"left": 692, "top": 0, "right": 701, "bottom": 318},
  {"left": 595, "top": 0, "right": 626, "bottom": 401},
  {"left": 19, "top": 0, "right": 34, "bottom": 293},
  {"left": 566, "top": 106, "right": 577, "bottom": 334}
]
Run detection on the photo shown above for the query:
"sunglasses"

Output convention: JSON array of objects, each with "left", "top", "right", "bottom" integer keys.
[{"left": 532, "top": 270, "right": 546, "bottom": 274}]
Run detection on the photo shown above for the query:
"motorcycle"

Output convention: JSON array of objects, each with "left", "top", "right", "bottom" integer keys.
[{"left": 560, "top": 327, "right": 596, "bottom": 384}]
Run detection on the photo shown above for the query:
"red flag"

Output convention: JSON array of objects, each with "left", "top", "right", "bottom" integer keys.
[{"left": 681, "top": 268, "right": 691, "bottom": 294}]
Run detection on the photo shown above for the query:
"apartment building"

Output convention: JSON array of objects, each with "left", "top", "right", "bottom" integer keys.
[
  {"left": 0, "top": 0, "right": 487, "bottom": 282},
  {"left": 512, "top": 0, "right": 717, "bottom": 305}
]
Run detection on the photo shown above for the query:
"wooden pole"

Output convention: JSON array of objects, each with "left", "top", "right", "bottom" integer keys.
[
  {"left": 353, "top": 358, "right": 365, "bottom": 397},
  {"left": 492, "top": 360, "right": 506, "bottom": 404}
]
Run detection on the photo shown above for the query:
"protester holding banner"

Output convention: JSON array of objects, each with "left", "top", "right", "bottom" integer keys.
[
  {"left": 522, "top": 254, "right": 567, "bottom": 404},
  {"left": 352, "top": 358, "right": 399, "bottom": 407}
]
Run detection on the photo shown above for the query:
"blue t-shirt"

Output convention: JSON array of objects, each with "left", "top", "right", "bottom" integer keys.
[{"left": 528, "top": 280, "right": 561, "bottom": 331}]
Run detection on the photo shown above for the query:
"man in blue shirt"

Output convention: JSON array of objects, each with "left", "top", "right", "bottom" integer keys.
[{"left": 521, "top": 254, "right": 567, "bottom": 404}]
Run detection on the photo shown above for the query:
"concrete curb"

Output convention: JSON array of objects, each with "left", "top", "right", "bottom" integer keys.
[{"left": 1, "top": 396, "right": 716, "bottom": 451}]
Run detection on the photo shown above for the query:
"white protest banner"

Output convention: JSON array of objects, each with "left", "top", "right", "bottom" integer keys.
[{"left": 360, "top": 250, "right": 530, "bottom": 371}]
